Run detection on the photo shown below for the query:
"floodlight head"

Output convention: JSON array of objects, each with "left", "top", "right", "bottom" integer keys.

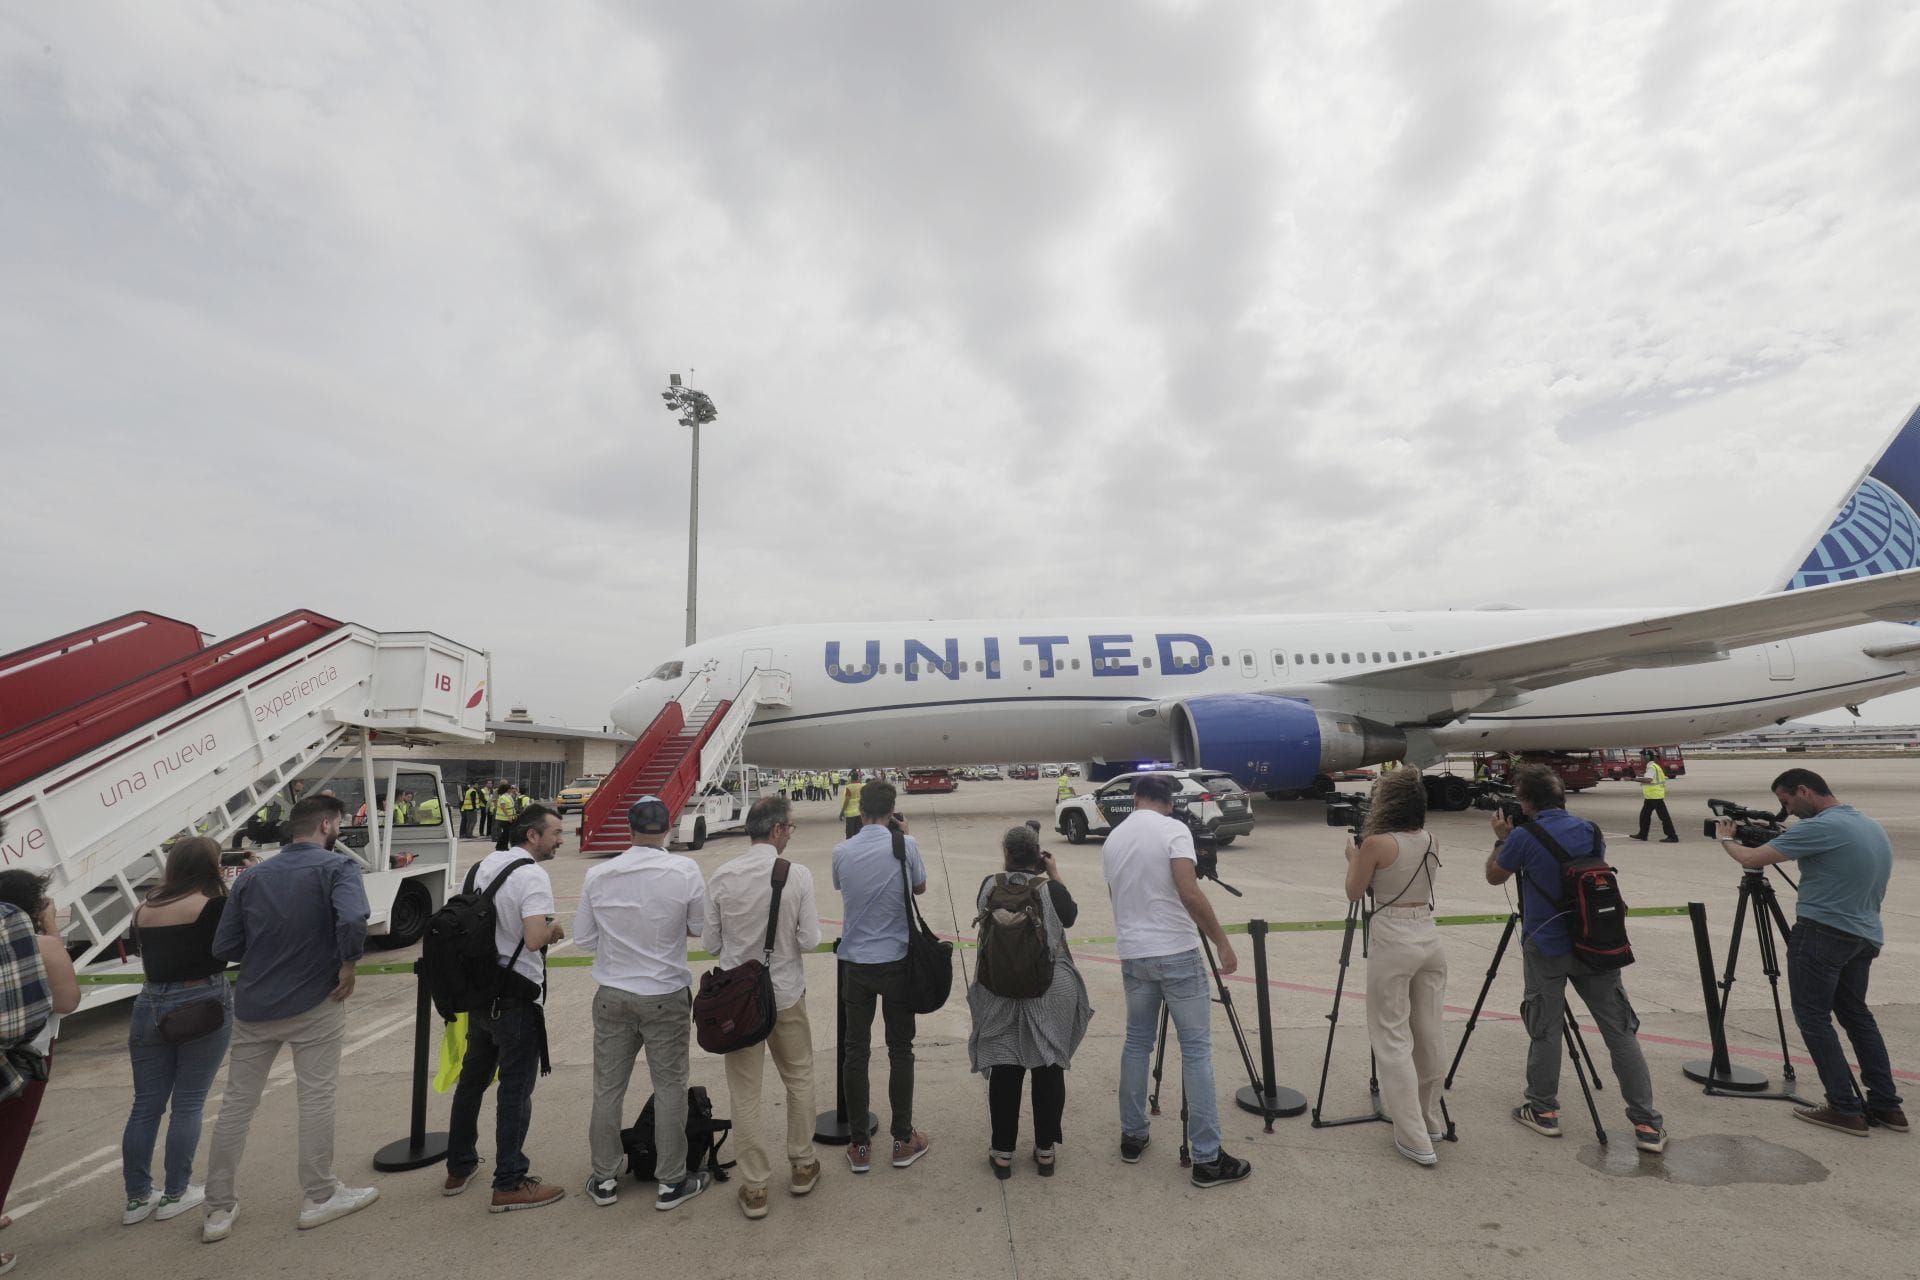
[{"left": 669, "top": 372, "right": 683, "bottom": 387}]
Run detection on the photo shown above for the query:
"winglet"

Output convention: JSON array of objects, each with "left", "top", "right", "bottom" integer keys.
[{"left": 1780, "top": 403, "right": 1920, "bottom": 592}]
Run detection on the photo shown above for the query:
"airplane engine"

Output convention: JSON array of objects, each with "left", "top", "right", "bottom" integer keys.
[{"left": 1168, "top": 694, "right": 1406, "bottom": 789}]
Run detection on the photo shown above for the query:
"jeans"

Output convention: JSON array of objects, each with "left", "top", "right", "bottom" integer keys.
[
  {"left": 204, "top": 998, "right": 348, "bottom": 1212},
  {"left": 989, "top": 1065, "right": 1065, "bottom": 1152},
  {"left": 446, "top": 999, "right": 543, "bottom": 1190},
  {"left": 1521, "top": 944, "right": 1662, "bottom": 1129},
  {"left": 841, "top": 959, "right": 916, "bottom": 1143},
  {"left": 1118, "top": 949, "right": 1221, "bottom": 1163},
  {"left": 1786, "top": 919, "right": 1904, "bottom": 1115},
  {"left": 589, "top": 985, "right": 693, "bottom": 1185},
  {"left": 122, "top": 980, "right": 235, "bottom": 1199}
]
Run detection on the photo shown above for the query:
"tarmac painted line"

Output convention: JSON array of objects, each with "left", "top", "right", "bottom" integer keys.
[{"left": 9, "top": 1144, "right": 119, "bottom": 1199}]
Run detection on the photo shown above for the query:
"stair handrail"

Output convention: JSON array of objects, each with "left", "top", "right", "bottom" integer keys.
[{"left": 576, "top": 664, "right": 710, "bottom": 841}]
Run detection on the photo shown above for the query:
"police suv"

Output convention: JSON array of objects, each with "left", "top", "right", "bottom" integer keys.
[{"left": 1054, "top": 769, "right": 1255, "bottom": 846}]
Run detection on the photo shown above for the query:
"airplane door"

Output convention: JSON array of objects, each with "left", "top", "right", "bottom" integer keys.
[
  {"left": 740, "top": 647, "right": 775, "bottom": 687},
  {"left": 1238, "top": 649, "right": 1259, "bottom": 680},
  {"left": 1765, "top": 640, "right": 1795, "bottom": 681}
]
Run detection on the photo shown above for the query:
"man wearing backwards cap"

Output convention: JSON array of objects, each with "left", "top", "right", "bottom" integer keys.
[{"left": 574, "top": 796, "right": 710, "bottom": 1211}]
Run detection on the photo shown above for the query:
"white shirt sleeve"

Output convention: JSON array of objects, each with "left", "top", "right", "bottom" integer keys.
[
  {"left": 572, "top": 875, "right": 600, "bottom": 953},
  {"left": 792, "top": 864, "right": 821, "bottom": 952},
  {"left": 685, "top": 867, "right": 706, "bottom": 939},
  {"left": 703, "top": 872, "right": 724, "bottom": 952}
]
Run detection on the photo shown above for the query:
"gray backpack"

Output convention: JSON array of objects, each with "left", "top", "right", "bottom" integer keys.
[{"left": 974, "top": 872, "right": 1053, "bottom": 1000}]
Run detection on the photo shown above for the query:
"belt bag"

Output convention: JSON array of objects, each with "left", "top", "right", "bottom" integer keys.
[
  {"left": 157, "top": 996, "right": 228, "bottom": 1044},
  {"left": 894, "top": 828, "right": 954, "bottom": 1014},
  {"left": 693, "top": 859, "right": 790, "bottom": 1054}
]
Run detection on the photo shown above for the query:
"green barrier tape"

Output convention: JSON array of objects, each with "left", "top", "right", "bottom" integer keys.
[{"left": 74, "top": 904, "right": 1695, "bottom": 984}]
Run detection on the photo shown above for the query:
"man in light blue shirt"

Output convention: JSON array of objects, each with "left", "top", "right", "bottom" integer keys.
[
  {"left": 830, "top": 780, "right": 931, "bottom": 1174},
  {"left": 1721, "top": 768, "right": 1904, "bottom": 1137}
]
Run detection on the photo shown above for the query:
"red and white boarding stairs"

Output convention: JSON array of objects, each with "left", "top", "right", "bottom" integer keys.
[
  {"left": 0, "top": 611, "right": 491, "bottom": 1010},
  {"left": 577, "top": 662, "right": 791, "bottom": 855}
]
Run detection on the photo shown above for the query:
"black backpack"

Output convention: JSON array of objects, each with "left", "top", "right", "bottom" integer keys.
[
  {"left": 424, "top": 858, "right": 535, "bottom": 1020},
  {"left": 1521, "top": 820, "right": 1634, "bottom": 971},
  {"left": 622, "top": 1086, "right": 733, "bottom": 1184},
  {"left": 973, "top": 872, "right": 1054, "bottom": 999}
]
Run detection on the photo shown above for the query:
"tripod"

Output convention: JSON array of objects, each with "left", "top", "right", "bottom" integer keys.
[
  {"left": 1311, "top": 899, "right": 1389, "bottom": 1128},
  {"left": 1442, "top": 902, "right": 1611, "bottom": 1145},
  {"left": 1146, "top": 923, "right": 1275, "bottom": 1163},
  {"left": 1682, "top": 868, "right": 1811, "bottom": 1103}
]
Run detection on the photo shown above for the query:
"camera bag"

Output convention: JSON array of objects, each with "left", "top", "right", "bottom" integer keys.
[
  {"left": 623, "top": 1086, "right": 733, "bottom": 1184},
  {"left": 691, "top": 858, "right": 789, "bottom": 1054},
  {"left": 894, "top": 828, "right": 954, "bottom": 1013},
  {"left": 1521, "top": 820, "right": 1634, "bottom": 970}
]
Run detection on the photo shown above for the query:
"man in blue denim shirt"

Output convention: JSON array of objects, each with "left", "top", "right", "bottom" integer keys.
[
  {"left": 1487, "top": 764, "right": 1667, "bottom": 1153},
  {"left": 1720, "top": 768, "right": 1906, "bottom": 1137},
  {"left": 202, "top": 795, "right": 375, "bottom": 1243}
]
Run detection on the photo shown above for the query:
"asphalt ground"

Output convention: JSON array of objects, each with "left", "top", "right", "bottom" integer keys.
[{"left": 12, "top": 757, "right": 1918, "bottom": 1279}]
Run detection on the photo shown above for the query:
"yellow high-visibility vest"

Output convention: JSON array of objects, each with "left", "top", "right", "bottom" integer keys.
[
  {"left": 1056, "top": 775, "right": 1074, "bottom": 801},
  {"left": 839, "top": 782, "right": 864, "bottom": 818},
  {"left": 393, "top": 802, "right": 411, "bottom": 825},
  {"left": 1642, "top": 762, "right": 1667, "bottom": 801},
  {"left": 417, "top": 797, "right": 443, "bottom": 825},
  {"left": 461, "top": 787, "right": 480, "bottom": 812},
  {"left": 493, "top": 793, "right": 517, "bottom": 821}
]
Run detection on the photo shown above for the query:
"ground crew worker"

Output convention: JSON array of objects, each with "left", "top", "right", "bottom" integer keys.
[
  {"left": 416, "top": 789, "right": 443, "bottom": 827},
  {"left": 1056, "top": 771, "right": 1074, "bottom": 803},
  {"left": 516, "top": 787, "right": 532, "bottom": 815},
  {"left": 492, "top": 785, "right": 518, "bottom": 846},
  {"left": 1630, "top": 750, "right": 1679, "bottom": 843},
  {"left": 393, "top": 791, "right": 413, "bottom": 826},
  {"left": 839, "top": 770, "right": 866, "bottom": 840},
  {"left": 460, "top": 782, "right": 481, "bottom": 838}
]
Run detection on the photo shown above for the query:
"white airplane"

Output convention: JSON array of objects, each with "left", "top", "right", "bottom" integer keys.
[{"left": 611, "top": 405, "right": 1920, "bottom": 793}]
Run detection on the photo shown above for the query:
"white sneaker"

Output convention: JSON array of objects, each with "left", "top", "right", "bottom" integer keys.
[
  {"left": 296, "top": 1184, "right": 378, "bottom": 1230},
  {"left": 202, "top": 1205, "right": 238, "bottom": 1243},
  {"left": 155, "top": 1185, "right": 205, "bottom": 1222}
]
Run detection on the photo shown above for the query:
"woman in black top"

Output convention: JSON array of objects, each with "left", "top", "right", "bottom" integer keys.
[{"left": 120, "top": 836, "right": 232, "bottom": 1225}]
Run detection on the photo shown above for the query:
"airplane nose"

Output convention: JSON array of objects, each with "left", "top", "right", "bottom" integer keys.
[{"left": 609, "top": 683, "right": 669, "bottom": 735}]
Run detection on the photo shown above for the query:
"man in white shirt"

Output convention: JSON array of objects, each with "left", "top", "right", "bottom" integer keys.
[
  {"left": 704, "top": 796, "right": 822, "bottom": 1219},
  {"left": 444, "top": 804, "right": 566, "bottom": 1212},
  {"left": 1101, "top": 774, "right": 1251, "bottom": 1189},
  {"left": 574, "top": 796, "right": 709, "bottom": 1212}
]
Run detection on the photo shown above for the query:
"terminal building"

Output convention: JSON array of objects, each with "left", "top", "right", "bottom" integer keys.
[{"left": 360, "top": 706, "right": 631, "bottom": 801}]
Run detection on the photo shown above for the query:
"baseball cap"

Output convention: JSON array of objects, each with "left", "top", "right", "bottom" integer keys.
[{"left": 628, "top": 795, "right": 672, "bottom": 834}]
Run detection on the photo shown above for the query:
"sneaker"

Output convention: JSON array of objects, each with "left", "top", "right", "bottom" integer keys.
[
  {"left": 891, "top": 1130, "right": 932, "bottom": 1168},
  {"left": 1513, "top": 1104, "right": 1561, "bottom": 1137},
  {"left": 1395, "top": 1141, "right": 1438, "bottom": 1167},
  {"left": 1032, "top": 1147, "right": 1056, "bottom": 1178},
  {"left": 586, "top": 1176, "right": 620, "bottom": 1207},
  {"left": 846, "top": 1142, "right": 872, "bottom": 1174},
  {"left": 123, "top": 1196, "right": 154, "bottom": 1226},
  {"left": 788, "top": 1159, "right": 820, "bottom": 1196},
  {"left": 738, "top": 1184, "right": 769, "bottom": 1220},
  {"left": 154, "top": 1186, "right": 204, "bottom": 1221},
  {"left": 655, "top": 1171, "right": 711, "bottom": 1211},
  {"left": 488, "top": 1178, "right": 564, "bottom": 1213},
  {"left": 201, "top": 1205, "right": 238, "bottom": 1243},
  {"left": 442, "top": 1160, "right": 483, "bottom": 1197},
  {"left": 1190, "top": 1148, "right": 1252, "bottom": 1188},
  {"left": 989, "top": 1150, "right": 1013, "bottom": 1181},
  {"left": 296, "top": 1184, "right": 378, "bottom": 1230},
  {"left": 1870, "top": 1107, "right": 1909, "bottom": 1133},
  {"left": 1633, "top": 1124, "right": 1668, "bottom": 1154},
  {"left": 1119, "top": 1133, "right": 1150, "bottom": 1164},
  {"left": 1794, "top": 1105, "right": 1870, "bottom": 1137}
]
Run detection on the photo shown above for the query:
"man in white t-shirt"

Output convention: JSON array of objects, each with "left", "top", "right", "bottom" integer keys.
[
  {"left": 1101, "top": 774, "right": 1251, "bottom": 1189},
  {"left": 444, "top": 804, "right": 566, "bottom": 1212},
  {"left": 575, "top": 796, "right": 709, "bottom": 1212}
]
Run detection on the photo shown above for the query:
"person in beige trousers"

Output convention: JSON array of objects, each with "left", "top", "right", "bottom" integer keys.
[
  {"left": 703, "top": 796, "right": 822, "bottom": 1218},
  {"left": 1345, "top": 767, "right": 1450, "bottom": 1167}
]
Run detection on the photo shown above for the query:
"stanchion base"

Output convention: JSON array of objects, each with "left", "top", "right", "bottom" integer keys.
[
  {"left": 1234, "top": 1084, "right": 1307, "bottom": 1119},
  {"left": 1682, "top": 1060, "right": 1769, "bottom": 1092},
  {"left": 812, "top": 1110, "right": 880, "bottom": 1146},
  {"left": 373, "top": 1131, "right": 450, "bottom": 1172}
]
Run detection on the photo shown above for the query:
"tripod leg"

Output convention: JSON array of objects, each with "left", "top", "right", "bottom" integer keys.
[
  {"left": 1444, "top": 912, "right": 1519, "bottom": 1089},
  {"left": 1178, "top": 1082, "right": 1191, "bottom": 1168},
  {"left": 1563, "top": 1009, "right": 1608, "bottom": 1145},
  {"left": 1752, "top": 882, "right": 1803, "bottom": 1088},
  {"left": 1197, "top": 932, "right": 1271, "bottom": 1125},
  {"left": 1149, "top": 999, "right": 1170, "bottom": 1117},
  {"left": 1312, "top": 905, "right": 1360, "bottom": 1124},
  {"left": 1568, "top": 1004, "right": 1606, "bottom": 1093}
]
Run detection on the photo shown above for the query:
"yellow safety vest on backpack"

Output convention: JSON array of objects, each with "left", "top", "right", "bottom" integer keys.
[{"left": 1642, "top": 761, "right": 1667, "bottom": 800}]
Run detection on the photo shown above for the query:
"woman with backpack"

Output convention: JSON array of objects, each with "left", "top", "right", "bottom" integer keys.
[
  {"left": 0, "top": 864, "right": 81, "bottom": 1274},
  {"left": 119, "top": 836, "right": 233, "bottom": 1225},
  {"left": 1344, "top": 766, "right": 1449, "bottom": 1167},
  {"left": 967, "top": 825, "right": 1093, "bottom": 1179}
]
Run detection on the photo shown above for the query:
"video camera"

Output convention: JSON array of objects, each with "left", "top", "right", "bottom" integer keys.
[
  {"left": 1703, "top": 797, "right": 1785, "bottom": 848},
  {"left": 1470, "top": 781, "right": 1525, "bottom": 827},
  {"left": 1323, "top": 791, "right": 1371, "bottom": 840},
  {"left": 1171, "top": 799, "right": 1231, "bottom": 893}
]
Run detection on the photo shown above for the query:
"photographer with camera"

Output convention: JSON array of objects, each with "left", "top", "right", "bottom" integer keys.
[
  {"left": 1485, "top": 765, "right": 1668, "bottom": 1154},
  {"left": 1717, "top": 769, "right": 1906, "bottom": 1137},
  {"left": 1103, "top": 774, "right": 1251, "bottom": 1188},
  {"left": 1344, "top": 768, "right": 1447, "bottom": 1166}
]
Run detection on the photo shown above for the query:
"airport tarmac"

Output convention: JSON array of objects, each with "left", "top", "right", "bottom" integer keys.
[{"left": 11, "top": 757, "right": 1917, "bottom": 1279}]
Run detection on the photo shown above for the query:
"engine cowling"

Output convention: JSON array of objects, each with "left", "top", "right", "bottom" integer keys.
[{"left": 1167, "top": 694, "right": 1406, "bottom": 789}]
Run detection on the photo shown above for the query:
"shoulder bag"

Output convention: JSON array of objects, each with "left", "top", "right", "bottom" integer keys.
[
  {"left": 692, "top": 859, "right": 790, "bottom": 1053},
  {"left": 894, "top": 828, "right": 953, "bottom": 1013}
]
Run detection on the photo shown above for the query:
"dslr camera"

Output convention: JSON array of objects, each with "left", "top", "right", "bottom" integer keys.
[
  {"left": 1470, "top": 780, "right": 1525, "bottom": 827},
  {"left": 1323, "top": 791, "right": 1371, "bottom": 840},
  {"left": 1703, "top": 798, "right": 1784, "bottom": 848}
]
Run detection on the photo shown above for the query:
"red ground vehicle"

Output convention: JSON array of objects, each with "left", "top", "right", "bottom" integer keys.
[
  {"left": 905, "top": 768, "right": 958, "bottom": 794},
  {"left": 1599, "top": 747, "right": 1687, "bottom": 781},
  {"left": 1472, "top": 751, "right": 1605, "bottom": 793}
]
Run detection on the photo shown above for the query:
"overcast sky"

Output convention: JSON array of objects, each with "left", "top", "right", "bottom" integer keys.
[{"left": 6, "top": 2, "right": 1920, "bottom": 729}]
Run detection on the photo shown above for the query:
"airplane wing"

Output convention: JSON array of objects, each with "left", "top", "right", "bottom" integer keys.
[{"left": 1324, "top": 568, "right": 1920, "bottom": 698}]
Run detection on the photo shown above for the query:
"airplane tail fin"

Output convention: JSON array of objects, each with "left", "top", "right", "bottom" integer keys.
[{"left": 1779, "top": 403, "right": 1920, "bottom": 592}]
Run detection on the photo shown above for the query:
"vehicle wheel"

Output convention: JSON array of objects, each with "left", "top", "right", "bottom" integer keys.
[
  {"left": 1214, "top": 834, "right": 1236, "bottom": 847},
  {"left": 373, "top": 880, "right": 433, "bottom": 950},
  {"left": 1062, "top": 811, "right": 1088, "bottom": 845},
  {"left": 689, "top": 819, "right": 707, "bottom": 851},
  {"left": 1436, "top": 776, "right": 1471, "bottom": 811},
  {"left": 1310, "top": 774, "right": 1335, "bottom": 797}
]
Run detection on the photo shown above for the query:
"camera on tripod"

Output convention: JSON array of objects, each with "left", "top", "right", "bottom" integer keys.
[
  {"left": 1470, "top": 781, "right": 1524, "bottom": 827},
  {"left": 1322, "top": 791, "right": 1370, "bottom": 840},
  {"left": 1172, "top": 798, "right": 1223, "bottom": 885},
  {"left": 1702, "top": 797, "right": 1785, "bottom": 848}
]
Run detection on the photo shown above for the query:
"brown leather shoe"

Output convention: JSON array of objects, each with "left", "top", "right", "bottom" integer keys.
[
  {"left": 443, "top": 1159, "right": 483, "bottom": 1197},
  {"left": 1871, "top": 1107, "right": 1910, "bottom": 1133},
  {"left": 1794, "top": 1105, "right": 1870, "bottom": 1137},
  {"left": 788, "top": 1159, "right": 821, "bottom": 1196},
  {"left": 489, "top": 1178, "right": 566, "bottom": 1212}
]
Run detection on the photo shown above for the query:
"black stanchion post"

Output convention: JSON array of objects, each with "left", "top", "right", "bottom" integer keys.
[
  {"left": 373, "top": 958, "right": 450, "bottom": 1171},
  {"left": 1234, "top": 919, "right": 1307, "bottom": 1122},
  {"left": 814, "top": 948, "right": 877, "bottom": 1145},
  {"left": 1681, "top": 900, "right": 1767, "bottom": 1092}
]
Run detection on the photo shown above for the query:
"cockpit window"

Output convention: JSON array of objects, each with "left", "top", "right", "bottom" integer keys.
[{"left": 648, "top": 661, "right": 684, "bottom": 681}]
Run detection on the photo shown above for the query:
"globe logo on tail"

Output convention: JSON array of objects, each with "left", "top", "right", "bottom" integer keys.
[{"left": 1790, "top": 476, "right": 1920, "bottom": 591}]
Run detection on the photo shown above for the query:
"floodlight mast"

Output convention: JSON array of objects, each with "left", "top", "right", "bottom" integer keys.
[{"left": 660, "top": 373, "right": 718, "bottom": 646}]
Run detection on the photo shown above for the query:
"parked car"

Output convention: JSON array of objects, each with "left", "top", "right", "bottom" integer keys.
[
  {"left": 1055, "top": 769, "right": 1254, "bottom": 846},
  {"left": 978, "top": 765, "right": 1003, "bottom": 780},
  {"left": 905, "top": 768, "right": 959, "bottom": 795},
  {"left": 556, "top": 775, "right": 605, "bottom": 814}
]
